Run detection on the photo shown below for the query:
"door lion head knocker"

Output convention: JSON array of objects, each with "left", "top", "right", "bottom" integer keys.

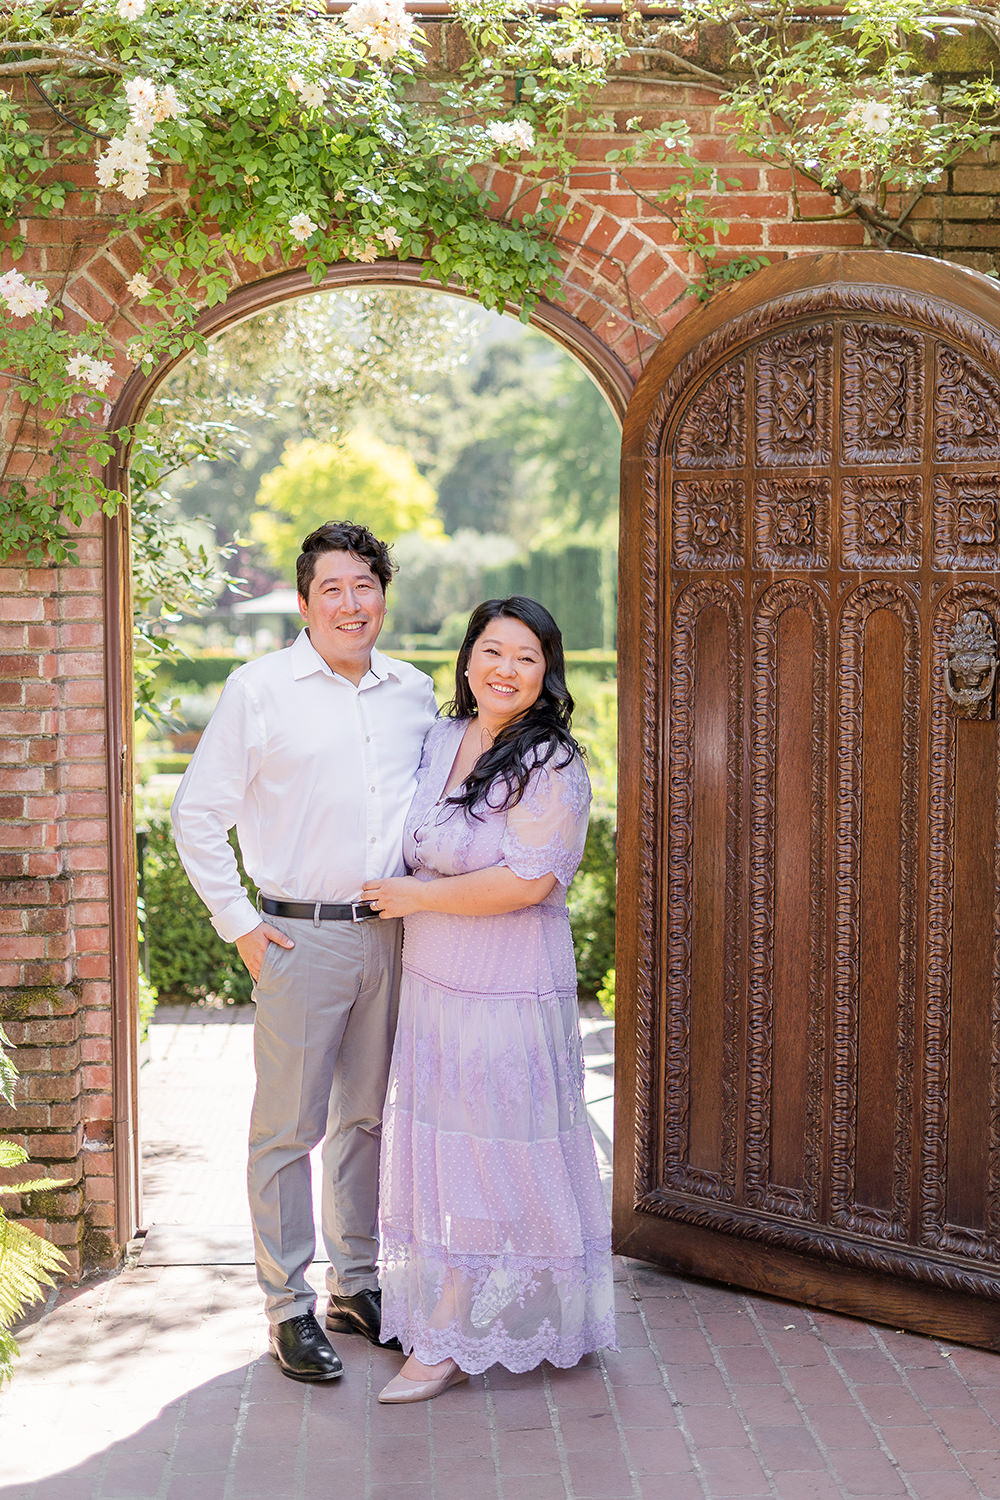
[{"left": 944, "top": 609, "right": 998, "bottom": 715}]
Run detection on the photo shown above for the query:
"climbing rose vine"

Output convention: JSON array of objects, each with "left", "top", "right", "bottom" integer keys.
[{"left": 1, "top": 0, "right": 999, "bottom": 563}]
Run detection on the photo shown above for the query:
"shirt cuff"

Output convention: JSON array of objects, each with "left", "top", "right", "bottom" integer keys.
[{"left": 211, "top": 895, "right": 262, "bottom": 944}]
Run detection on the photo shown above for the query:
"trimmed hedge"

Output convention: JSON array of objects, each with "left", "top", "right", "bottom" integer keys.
[
  {"left": 141, "top": 812, "right": 255, "bottom": 1004},
  {"left": 567, "top": 808, "right": 616, "bottom": 995},
  {"left": 154, "top": 647, "right": 617, "bottom": 694},
  {"left": 482, "top": 543, "right": 617, "bottom": 651},
  {"left": 140, "top": 803, "right": 617, "bottom": 1005}
]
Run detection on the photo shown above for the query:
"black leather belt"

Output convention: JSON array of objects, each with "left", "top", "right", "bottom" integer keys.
[{"left": 260, "top": 896, "right": 381, "bottom": 923}]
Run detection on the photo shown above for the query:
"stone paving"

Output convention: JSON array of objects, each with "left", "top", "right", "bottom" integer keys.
[{"left": 3, "top": 1004, "right": 1000, "bottom": 1500}]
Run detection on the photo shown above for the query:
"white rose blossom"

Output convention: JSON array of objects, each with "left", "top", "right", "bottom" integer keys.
[
  {"left": 486, "top": 118, "right": 535, "bottom": 153},
  {"left": 849, "top": 99, "right": 893, "bottom": 136},
  {"left": 127, "top": 272, "right": 153, "bottom": 299},
  {"left": 289, "top": 213, "right": 319, "bottom": 242},
  {"left": 66, "top": 354, "right": 115, "bottom": 391},
  {"left": 0, "top": 269, "right": 49, "bottom": 317},
  {"left": 342, "top": 0, "right": 415, "bottom": 64},
  {"left": 552, "top": 45, "right": 576, "bottom": 64},
  {"left": 154, "top": 84, "right": 181, "bottom": 123},
  {"left": 298, "top": 81, "right": 327, "bottom": 109},
  {"left": 117, "top": 0, "right": 147, "bottom": 18},
  {"left": 95, "top": 78, "right": 182, "bottom": 198},
  {"left": 380, "top": 225, "right": 402, "bottom": 251}
]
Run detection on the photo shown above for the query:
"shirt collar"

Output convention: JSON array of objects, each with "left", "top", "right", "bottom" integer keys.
[{"left": 290, "top": 629, "right": 402, "bottom": 686}]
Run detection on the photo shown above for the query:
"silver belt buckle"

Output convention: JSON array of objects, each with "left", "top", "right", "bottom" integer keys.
[{"left": 351, "top": 901, "right": 374, "bottom": 922}]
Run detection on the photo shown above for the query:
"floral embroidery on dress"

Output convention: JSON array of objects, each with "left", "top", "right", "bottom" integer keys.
[{"left": 379, "top": 714, "right": 616, "bottom": 1374}]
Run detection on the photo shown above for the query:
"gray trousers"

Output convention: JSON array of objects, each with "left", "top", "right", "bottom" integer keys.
[{"left": 248, "top": 911, "right": 401, "bottom": 1324}]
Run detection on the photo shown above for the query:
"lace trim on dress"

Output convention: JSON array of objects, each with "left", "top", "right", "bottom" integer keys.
[{"left": 379, "top": 1232, "right": 618, "bottom": 1374}]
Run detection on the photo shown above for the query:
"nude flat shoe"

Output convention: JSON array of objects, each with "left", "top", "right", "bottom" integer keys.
[{"left": 377, "top": 1360, "right": 469, "bottom": 1404}]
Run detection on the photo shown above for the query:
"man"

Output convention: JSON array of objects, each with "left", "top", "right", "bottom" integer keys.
[{"left": 171, "top": 520, "right": 437, "bottom": 1382}]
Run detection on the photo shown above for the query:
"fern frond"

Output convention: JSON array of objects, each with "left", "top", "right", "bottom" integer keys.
[
  {"left": 0, "top": 1142, "right": 28, "bottom": 1171},
  {"left": 0, "top": 1025, "right": 16, "bottom": 1109},
  {"left": 0, "top": 1323, "right": 18, "bottom": 1385},
  {"left": 0, "top": 1215, "right": 66, "bottom": 1329},
  {"left": 0, "top": 1176, "right": 69, "bottom": 1198}
]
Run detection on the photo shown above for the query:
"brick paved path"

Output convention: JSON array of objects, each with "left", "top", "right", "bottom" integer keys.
[{"left": 3, "top": 1005, "right": 1000, "bottom": 1500}]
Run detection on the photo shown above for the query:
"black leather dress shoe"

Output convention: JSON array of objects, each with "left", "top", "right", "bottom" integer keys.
[
  {"left": 270, "top": 1311, "right": 344, "bottom": 1382},
  {"left": 325, "top": 1288, "right": 403, "bottom": 1352}
]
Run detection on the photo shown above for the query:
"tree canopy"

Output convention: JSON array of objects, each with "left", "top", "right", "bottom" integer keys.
[{"left": 250, "top": 433, "right": 442, "bottom": 578}]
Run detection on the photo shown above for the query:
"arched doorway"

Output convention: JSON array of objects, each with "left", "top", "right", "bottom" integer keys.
[
  {"left": 617, "top": 251, "right": 1000, "bottom": 1348},
  {"left": 101, "top": 262, "right": 634, "bottom": 1245}
]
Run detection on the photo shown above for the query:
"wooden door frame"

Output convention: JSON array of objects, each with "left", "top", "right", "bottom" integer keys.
[
  {"left": 102, "top": 261, "right": 634, "bottom": 1247},
  {"left": 614, "top": 249, "right": 1000, "bottom": 1345}
]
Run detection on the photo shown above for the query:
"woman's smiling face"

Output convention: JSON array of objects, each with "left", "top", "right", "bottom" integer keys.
[{"left": 466, "top": 615, "right": 546, "bottom": 732}]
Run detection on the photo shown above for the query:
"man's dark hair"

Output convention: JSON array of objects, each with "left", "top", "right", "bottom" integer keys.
[{"left": 296, "top": 521, "right": 396, "bottom": 600}]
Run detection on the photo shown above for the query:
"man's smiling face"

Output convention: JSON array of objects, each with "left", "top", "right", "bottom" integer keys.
[{"left": 298, "top": 548, "right": 387, "bottom": 684}]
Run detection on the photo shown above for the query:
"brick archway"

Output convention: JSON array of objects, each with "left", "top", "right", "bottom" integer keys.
[{"left": 101, "top": 263, "right": 636, "bottom": 1244}]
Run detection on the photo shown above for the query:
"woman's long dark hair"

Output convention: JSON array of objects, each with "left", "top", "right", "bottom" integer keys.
[{"left": 444, "top": 596, "right": 581, "bottom": 815}]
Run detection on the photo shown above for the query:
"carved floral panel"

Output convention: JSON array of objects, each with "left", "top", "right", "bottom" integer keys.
[
  {"left": 841, "top": 322, "right": 923, "bottom": 466},
  {"left": 672, "top": 478, "right": 745, "bottom": 570},
  {"left": 674, "top": 358, "right": 746, "bottom": 471},
  {"left": 935, "top": 346, "right": 1000, "bottom": 463},
  {"left": 755, "top": 326, "right": 833, "bottom": 467},
  {"left": 841, "top": 474, "right": 922, "bottom": 571},
  {"left": 933, "top": 474, "right": 1000, "bottom": 571},
  {"left": 753, "top": 477, "right": 831, "bottom": 570}
]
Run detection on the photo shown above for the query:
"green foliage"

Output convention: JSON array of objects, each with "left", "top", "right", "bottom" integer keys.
[
  {"left": 0, "top": 1026, "right": 66, "bottom": 1386},
  {"left": 675, "top": 0, "right": 1000, "bottom": 247},
  {"left": 0, "top": 0, "right": 624, "bottom": 564},
  {"left": 141, "top": 811, "right": 254, "bottom": 1004},
  {"left": 250, "top": 433, "right": 442, "bottom": 578},
  {"left": 596, "top": 966, "right": 615, "bottom": 1019},
  {"left": 568, "top": 808, "right": 617, "bottom": 995},
  {"left": 137, "top": 970, "right": 158, "bottom": 1043},
  {"left": 3, "top": 0, "right": 998, "bottom": 570},
  {"left": 482, "top": 542, "right": 617, "bottom": 650}
]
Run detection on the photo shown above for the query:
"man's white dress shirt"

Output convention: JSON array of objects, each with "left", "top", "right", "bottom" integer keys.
[{"left": 171, "top": 629, "right": 438, "bottom": 942}]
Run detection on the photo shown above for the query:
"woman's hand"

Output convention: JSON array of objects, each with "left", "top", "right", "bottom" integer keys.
[{"left": 362, "top": 876, "right": 427, "bottom": 919}]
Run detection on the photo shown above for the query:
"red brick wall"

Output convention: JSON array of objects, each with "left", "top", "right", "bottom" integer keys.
[{"left": 1, "top": 36, "right": 997, "bottom": 1274}]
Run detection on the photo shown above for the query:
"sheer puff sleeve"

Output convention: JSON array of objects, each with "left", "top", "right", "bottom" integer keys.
[{"left": 500, "top": 750, "right": 591, "bottom": 888}]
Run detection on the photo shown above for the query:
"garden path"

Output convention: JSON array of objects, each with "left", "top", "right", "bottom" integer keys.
[{"left": 2, "top": 1004, "right": 1000, "bottom": 1500}]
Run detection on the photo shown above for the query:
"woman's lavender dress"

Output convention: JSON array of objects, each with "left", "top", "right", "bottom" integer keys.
[{"left": 378, "top": 717, "right": 616, "bottom": 1374}]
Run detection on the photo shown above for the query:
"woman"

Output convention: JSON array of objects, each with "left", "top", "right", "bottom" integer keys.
[{"left": 363, "top": 596, "right": 616, "bottom": 1404}]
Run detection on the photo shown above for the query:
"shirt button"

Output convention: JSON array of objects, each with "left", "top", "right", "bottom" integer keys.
[
  {"left": 370, "top": 837, "right": 376, "bottom": 844},
  {"left": 370, "top": 785, "right": 376, "bottom": 793}
]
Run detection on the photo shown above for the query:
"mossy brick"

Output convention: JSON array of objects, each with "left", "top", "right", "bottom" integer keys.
[
  {"left": 81, "top": 1225, "right": 116, "bottom": 1265},
  {"left": 24, "top": 1185, "right": 83, "bottom": 1219}
]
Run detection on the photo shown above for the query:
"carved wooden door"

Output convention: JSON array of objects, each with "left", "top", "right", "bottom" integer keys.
[{"left": 615, "top": 253, "right": 1000, "bottom": 1348}]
